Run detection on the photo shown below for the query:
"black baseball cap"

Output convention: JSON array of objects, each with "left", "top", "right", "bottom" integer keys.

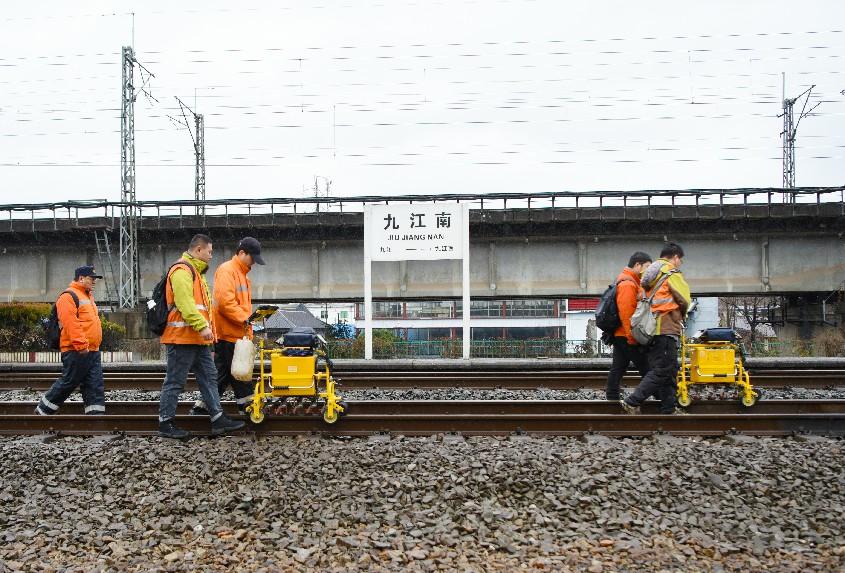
[
  {"left": 237, "top": 237, "right": 265, "bottom": 265},
  {"left": 75, "top": 265, "right": 103, "bottom": 279}
]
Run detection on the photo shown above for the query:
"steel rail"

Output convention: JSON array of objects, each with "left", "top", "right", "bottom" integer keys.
[
  {"left": 1, "top": 400, "right": 843, "bottom": 437},
  {"left": 1, "top": 370, "right": 842, "bottom": 391}
]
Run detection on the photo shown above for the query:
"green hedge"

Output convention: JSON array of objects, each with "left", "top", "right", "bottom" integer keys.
[{"left": 0, "top": 303, "right": 126, "bottom": 351}]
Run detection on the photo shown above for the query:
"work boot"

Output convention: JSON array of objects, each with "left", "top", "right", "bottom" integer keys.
[
  {"left": 211, "top": 414, "right": 245, "bottom": 436},
  {"left": 159, "top": 420, "right": 191, "bottom": 440},
  {"left": 619, "top": 400, "right": 641, "bottom": 415}
]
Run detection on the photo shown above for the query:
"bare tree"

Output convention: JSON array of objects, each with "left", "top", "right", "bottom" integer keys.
[{"left": 719, "top": 296, "right": 781, "bottom": 346}]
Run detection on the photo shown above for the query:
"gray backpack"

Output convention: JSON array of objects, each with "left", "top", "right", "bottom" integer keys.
[{"left": 630, "top": 271, "right": 677, "bottom": 345}]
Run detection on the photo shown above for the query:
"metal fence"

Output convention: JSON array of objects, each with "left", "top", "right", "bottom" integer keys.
[
  {"left": 326, "top": 339, "right": 611, "bottom": 359},
  {"left": 0, "top": 351, "right": 135, "bottom": 363},
  {"left": 324, "top": 338, "right": 843, "bottom": 359}
]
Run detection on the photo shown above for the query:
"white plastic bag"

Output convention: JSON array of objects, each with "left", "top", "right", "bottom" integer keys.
[{"left": 230, "top": 336, "right": 255, "bottom": 381}]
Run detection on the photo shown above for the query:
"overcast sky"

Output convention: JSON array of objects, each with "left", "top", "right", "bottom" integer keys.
[{"left": 1, "top": 0, "right": 843, "bottom": 205}]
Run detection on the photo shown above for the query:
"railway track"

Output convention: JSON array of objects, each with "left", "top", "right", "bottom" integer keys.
[
  {"left": 2, "top": 400, "right": 843, "bottom": 437},
  {"left": 1, "top": 369, "right": 842, "bottom": 391}
]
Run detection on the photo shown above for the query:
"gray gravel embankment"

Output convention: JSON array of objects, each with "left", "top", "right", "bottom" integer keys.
[{"left": 0, "top": 433, "right": 843, "bottom": 572}]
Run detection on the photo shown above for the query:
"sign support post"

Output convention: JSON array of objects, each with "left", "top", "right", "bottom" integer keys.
[
  {"left": 364, "top": 207, "right": 374, "bottom": 359},
  {"left": 461, "top": 203, "right": 470, "bottom": 359}
]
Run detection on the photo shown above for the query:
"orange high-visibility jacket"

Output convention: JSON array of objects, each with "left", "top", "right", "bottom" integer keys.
[
  {"left": 612, "top": 267, "right": 641, "bottom": 344},
  {"left": 641, "top": 259, "right": 692, "bottom": 337},
  {"left": 160, "top": 258, "right": 214, "bottom": 345},
  {"left": 58, "top": 281, "right": 102, "bottom": 352},
  {"left": 213, "top": 255, "right": 253, "bottom": 343}
]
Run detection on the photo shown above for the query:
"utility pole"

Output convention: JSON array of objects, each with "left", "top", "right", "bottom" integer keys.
[
  {"left": 779, "top": 74, "right": 821, "bottom": 199},
  {"left": 119, "top": 46, "right": 139, "bottom": 309},
  {"left": 195, "top": 113, "right": 205, "bottom": 216},
  {"left": 175, "top": 97, "right": 206, "bottom": 217}
]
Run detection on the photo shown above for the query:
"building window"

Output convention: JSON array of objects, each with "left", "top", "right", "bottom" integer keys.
[
  {"left": 355, "top": 302, "right": 403, "bottom": 319},
  {"left": 504, "top": 299, "right": 556, "bottom": 317},
  {"left": 472, "top": 327, "right": 505, "bottom": 340},
  {"left": 456, "top": 300, "right": 504, "bottom": 318},
  {"left": 406, "top": 301, "right": 454, "bottom": 319},
  {"left": 506, "top": 326, "right": 564, "bottom": 340},
  {"left": 406, "top": 328, "right": 454, "bottom": 341}
]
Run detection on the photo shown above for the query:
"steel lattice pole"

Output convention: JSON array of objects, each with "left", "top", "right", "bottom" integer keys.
[{"left": 119, "top": 46, "right": 139, "bottom": 308}]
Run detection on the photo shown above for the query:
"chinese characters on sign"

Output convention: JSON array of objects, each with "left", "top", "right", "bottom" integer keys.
[{"left": 368, "top": 204, "right": 464, "bottom": 261}]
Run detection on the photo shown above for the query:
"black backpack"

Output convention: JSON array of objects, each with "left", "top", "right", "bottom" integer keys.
[
  {"left": 595, "top": 276, "right": 636, "bottom": 334},
  {"left": 44, "top": 290, "right": 80, "bottom": 350},
  {"left": 594, "top": 283, "right": 621, "bottom": 334},
  {"left": 146, "top": 261, "right": 195, "bottom": 336}
]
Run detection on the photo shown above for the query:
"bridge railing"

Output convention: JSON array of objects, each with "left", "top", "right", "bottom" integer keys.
[{"left": 1, "top": 186, "right": 843, "bottom": 231}]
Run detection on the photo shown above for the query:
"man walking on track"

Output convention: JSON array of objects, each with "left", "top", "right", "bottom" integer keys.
[
  {"left": 191, "top": 236, "right": 265, "bottom": 416},
  {"left": 158, "top": 234, "right": 245, "bottom": 439},
  {"left": 605, "top": 251, "right": 653, "bottom": 401},
  {"left": 621, "top": 243, "right": 692, "bottom": 415},
  {"left": 36, "top": 265, "right": 106, "bottom": 416}
]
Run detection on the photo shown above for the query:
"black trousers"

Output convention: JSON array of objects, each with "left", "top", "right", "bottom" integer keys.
[
  {"left": 38, "top": 351, "right": 105, "bottom": 414},
  {"left": 214, "top": 340, "right": 254, "bottom": 408},
  {"left": 626, "top": 335, "right": 679, "bottom": 414},
  {"left": 605, "top": 337, "right": 650, "bottom": 400}
]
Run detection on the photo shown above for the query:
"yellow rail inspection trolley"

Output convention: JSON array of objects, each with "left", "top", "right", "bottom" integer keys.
[
  {"left": 244, "top": 307, "right": 347, "bottom": 425},
  {"left": 676, "top": 327, "right": 759, "bottom": 408}
]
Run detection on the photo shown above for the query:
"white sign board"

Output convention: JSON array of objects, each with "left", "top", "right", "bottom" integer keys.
[
  {"left": 363, "top": 203, "right": 471, "bottom": 359},
  {"left": 368, "top": 203, "right": 464, "bottom": 261}
]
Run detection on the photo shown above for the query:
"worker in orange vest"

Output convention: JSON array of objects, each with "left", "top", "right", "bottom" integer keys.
[
  {"left": 191, "top": 237, "right": 265, "bottom": 416},
  {"left": 158, "top": 234, "right": 245, "bottom": 439},
  {"left": 605, "top": 252, "right": 652, "bottom": 401},
  {"left": 36, "top": 265, "right": 105, "bottom": 415},
  {"left": 621, "top": 243, "right": 692, "bottom": 415}
]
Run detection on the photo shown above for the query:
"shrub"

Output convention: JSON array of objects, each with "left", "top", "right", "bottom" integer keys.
[
  {"left": 0, "top": 303, "right": 51, "bottom": 332},
  {"left": 100, "top": 319, "right": 128, "bottom": 351},
  {"left": 0, "top": 302, "right": 127, "bottom": 352},
  {"left": 812, "top": 328, "right": 845, "bottom": 357}
]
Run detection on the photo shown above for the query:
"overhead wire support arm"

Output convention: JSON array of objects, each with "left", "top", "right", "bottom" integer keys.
[
  {"left": 779, "top": 81, "right": 822, "bottom": 197},
  {"left": 793, "top": 85, "right": 821, "bottom": 134},
  {"left": 174, "top": 96, "right": 206, "bottom": 215},
  {"left": 175, "top": 96, "right": 198, "bottom": 150}
]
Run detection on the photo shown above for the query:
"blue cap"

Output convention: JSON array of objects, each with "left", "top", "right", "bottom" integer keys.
[
  {"left": 75, "top": 265, "right": 103, "bottom": 280},
  {"left": 237, "top": 236, "right": 265, "bottom": 265}
]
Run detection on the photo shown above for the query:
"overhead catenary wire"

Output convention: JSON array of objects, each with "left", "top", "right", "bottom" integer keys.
[{"left": 2, "top": 16, "right": 844, "bottom": 195}]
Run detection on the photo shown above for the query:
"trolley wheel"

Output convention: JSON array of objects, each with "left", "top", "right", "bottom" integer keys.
[
  {"left": 246, "top": 405, "right": 265, "bottom": 424},
  {"left": 338, "top": 400, "right": 349, "bottom": 414},
  {"left": 677, "top": 394, "right": 692, "bottom": 408},
  {"left": 322, "top": 405, "right": 339, "bottom": 424},
  {"left": 740, "top": 391, "right": 758, "bottom": 408}
]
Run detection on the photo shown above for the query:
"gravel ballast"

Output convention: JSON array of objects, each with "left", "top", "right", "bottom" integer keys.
[
  {"left": 1, "top": 434, "right": 843, "bottom": 572},
  {"left": 4, "top": 385, "right": 845, "bottom": 403}
]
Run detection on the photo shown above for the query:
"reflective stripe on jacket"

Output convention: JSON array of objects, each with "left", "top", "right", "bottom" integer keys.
[
  {"left": 612, "top": 268, "right": 641, "bottom": 344},
  {"left": 161, "top": 253, "right": 215, "bottom": 345},
  {"left": 58, "top": 281, "right": 102, "bottom": 352},
  {"left": 642, "top": 259, "right": 692, "bottom": 337},
  {"left": 213, "top": 255, "right": 253, "bottom": 343}
]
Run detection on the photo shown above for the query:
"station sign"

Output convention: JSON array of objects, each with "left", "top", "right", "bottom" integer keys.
[{"left": 366, "top": 203, "right": 465, "bottom": 261}]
